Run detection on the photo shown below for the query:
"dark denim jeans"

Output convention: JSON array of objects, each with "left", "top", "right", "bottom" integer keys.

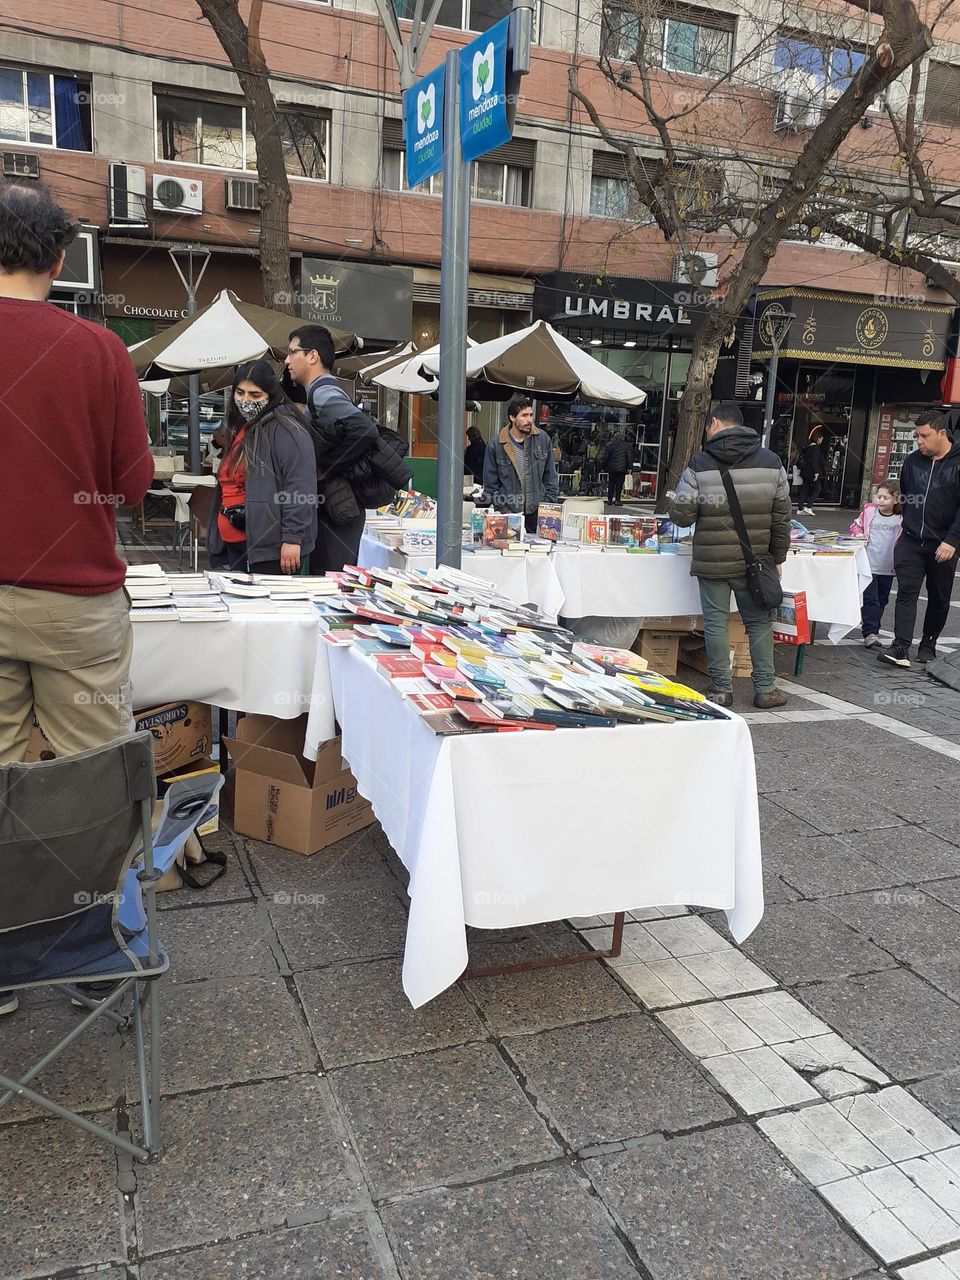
[{"left": 697, "top": 576, "right": 777, "bottom": 694}]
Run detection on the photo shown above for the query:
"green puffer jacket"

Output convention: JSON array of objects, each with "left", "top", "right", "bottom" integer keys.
[{"left": 667, "top": 427, "right": 792, "bottom": 580}]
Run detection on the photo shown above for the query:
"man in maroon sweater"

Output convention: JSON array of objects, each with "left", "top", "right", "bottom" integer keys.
[{"left": 0, "top": 182, "right": 153, "bottom": 766}]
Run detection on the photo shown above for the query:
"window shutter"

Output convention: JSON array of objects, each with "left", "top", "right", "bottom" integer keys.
[
  {"left": 592, "top": 150, "right": 627, "bottom": 180},
  {"left": 382, "top": 117, "right": 405, "bottom": 149},
  {"left": 926, "top": 61, "right": 960, "bottom": 128},
  {"left": 484, "top": 136, "right": 535, "bottom": 168}
]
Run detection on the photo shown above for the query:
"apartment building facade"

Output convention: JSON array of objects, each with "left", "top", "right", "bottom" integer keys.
[{"left": 2, "top": 0, "right": 959, "bottom": 499}]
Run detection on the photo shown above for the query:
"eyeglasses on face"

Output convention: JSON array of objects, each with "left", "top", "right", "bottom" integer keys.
[{"left": 285, "top": 346, "right": 310, "bottom": 357}]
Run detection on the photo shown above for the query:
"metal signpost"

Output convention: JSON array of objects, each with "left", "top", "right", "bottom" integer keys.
[
  {"left": 400, "top": 1, "right": 532, "bottom": 567},
  {"left": 168, "top": 247, "right": 211, "bottom": 473},
  {"left": 757, "top": 304, "right": 795, "bottom": 450}
]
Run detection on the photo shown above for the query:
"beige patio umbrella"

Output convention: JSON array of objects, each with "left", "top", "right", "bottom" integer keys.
[
  {"left": 421, "top": 320, "right": 647, "bottom": 405},
  {"left": 129, "top": 289, "right": 359, "bottom": 380}
]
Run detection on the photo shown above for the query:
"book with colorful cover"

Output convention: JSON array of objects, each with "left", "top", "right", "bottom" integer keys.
[
  {"left": 536, "top": 502, "right": 564, "bottom": 541},
  {"left": 584, "top": 516, "right": 608, "bottom": 545},
  {"left": 482, "top": 514, "right": 511, "bottom": 548},
  {"left": 407, "top": 692, "right": 456, "bottom": 714},
  {"left": 373, "top": 654, "right": 424, "bottom": 678},
  {"left": 439, "top": 678, "right": 485, "bottom": 701}
]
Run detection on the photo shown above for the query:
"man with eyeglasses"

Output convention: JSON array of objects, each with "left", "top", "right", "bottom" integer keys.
[{"left": 286, "top": 325, "right": 409, "bottom": 571}]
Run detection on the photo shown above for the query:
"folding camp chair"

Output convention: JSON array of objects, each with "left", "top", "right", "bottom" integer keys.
[{"left": 0, "top": 732, "right": 223, "bottom": 1162}]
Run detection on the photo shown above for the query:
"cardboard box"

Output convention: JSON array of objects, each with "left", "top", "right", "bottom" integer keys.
[
  {"left": 634, "top": 630, "right": 680, "bottom": 676},
  {"left": 679, "top": 631, "right": 753, "bottom": 679},
  {"left": 224, "top": 714, "right": 373, "bottom": 856},
  {"left": 635, "top": 615, "right": 703, "bottom": 634},
  {"left": 134, "top": 700, "right": 213, "bottom": 776}
]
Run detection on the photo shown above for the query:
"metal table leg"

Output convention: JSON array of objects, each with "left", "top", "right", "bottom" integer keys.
[{"left": 465, "top": 912, "right": 625, "bottom": 979}]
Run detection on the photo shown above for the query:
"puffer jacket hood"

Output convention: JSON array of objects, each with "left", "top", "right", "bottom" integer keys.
[{"left": 704, "top": 427, "right": 763, "bottom": 466}]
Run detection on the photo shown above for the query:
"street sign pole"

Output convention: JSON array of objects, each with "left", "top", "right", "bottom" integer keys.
[
  {"left": 168, "top": 246, "right": 210, "bottom": 473},
  {"left": 758, "top": 309, "right": 794, "bottom": 450},
  {"left": 436, "top": 49, "right": 471, "bottom": 570}
]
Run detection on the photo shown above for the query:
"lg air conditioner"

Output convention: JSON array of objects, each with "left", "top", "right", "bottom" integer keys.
[
  {"left": 108, "top": 163, "right": 148, "bottom": 229},
  {"left": 671, "top": 252, "right": 718, "bottom": 288},
  {"left": 774, "top": 70, "right": 822, "bottom": 133},
  {"left": 152, "top": 173, "right": 203, "bottom": 215}
]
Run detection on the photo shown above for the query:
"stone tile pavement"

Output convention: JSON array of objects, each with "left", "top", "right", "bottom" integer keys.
[{"left": 4, "top": 519, "right": 960, "bottom": 1278}]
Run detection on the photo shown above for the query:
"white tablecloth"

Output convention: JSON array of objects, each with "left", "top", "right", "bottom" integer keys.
[
  {"left": 358, "top": 533, "right": 566, "bottom": 619},
  {"left": 131, "top": 616, "right": 336, "bottom": 741},
  {"left": 323, "top": 645, "right": 763, "bottom": 1007},
  {"left": 551, "top": 546, "right": 871, "bottom": 642}
]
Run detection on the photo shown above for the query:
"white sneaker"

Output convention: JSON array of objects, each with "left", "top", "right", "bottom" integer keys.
[{"left": 0, "top": 991, "right": 19, "bottom": 1016}]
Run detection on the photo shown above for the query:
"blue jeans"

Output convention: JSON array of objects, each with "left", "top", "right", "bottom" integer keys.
[
  {"left": 861, "top": 573, "right": 893, "bottom": 638},
  {"left": 698, "top": 576, "right": 777, "bottom": 695}
]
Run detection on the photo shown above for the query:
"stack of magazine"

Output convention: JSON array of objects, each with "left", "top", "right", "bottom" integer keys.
[{"left": 314, "top": 563, "right": 728, "bottom": 735}]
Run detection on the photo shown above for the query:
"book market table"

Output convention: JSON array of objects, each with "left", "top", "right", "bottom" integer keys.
[
  {"left": 130, "top": 614, "right": 337, "bottom": 742},
  {"left": 551, "top": 544, "right": 872, "bottom": 643},
  {"left": 359, "top": 533, "right": 566, "bottom": 618},
  {"left": 305, "top": 643, "right": 764, "bottom": 1008}
]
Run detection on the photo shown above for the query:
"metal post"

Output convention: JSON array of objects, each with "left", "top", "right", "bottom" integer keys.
[
  {"left": 169, "top": 248, "right": 210, "bottom": 474},
  {"left": 761, "top": 343, "right": 780, "bottom": 452},
  {"left": 436, "top": 49, "right": 471, "bottom": 569}
]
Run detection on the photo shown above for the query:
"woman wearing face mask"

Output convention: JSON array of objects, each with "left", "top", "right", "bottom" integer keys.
[{"left": 208, "top": 359, "right": 317, "bottom": 574}]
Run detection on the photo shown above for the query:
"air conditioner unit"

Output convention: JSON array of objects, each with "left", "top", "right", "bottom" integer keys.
[
  {"left": 2, "top": 152, "right": 39, "bottom": 179},
  {"left": 225, "top": 177, "right": 260, "bottom": 211},
  {"left": 671, "top": 252, "right": 718, "bottom": 288},
  {"left": 152, "top": 173, "right": 203, "bottom": 215},
  {"left": 774, "top": 70, "right": 822, "bottom": 133},
  {"left": 108, "top": 163, "right": 148, "bottom": 228}
]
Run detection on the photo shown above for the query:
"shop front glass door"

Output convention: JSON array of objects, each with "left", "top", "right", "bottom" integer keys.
[{"left": 777, "top": 366, "right": 856, "bottom": 505}]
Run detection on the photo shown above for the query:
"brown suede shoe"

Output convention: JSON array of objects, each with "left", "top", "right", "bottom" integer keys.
[{"left": 753, "top": 689, "right": 788, "bottom": 709}]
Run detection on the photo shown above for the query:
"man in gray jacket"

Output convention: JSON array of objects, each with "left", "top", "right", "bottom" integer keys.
[
  {"left": 483, "top": 397, "right": 559, "bottom": 532},
  {"left": 668, "top": 402, "right": 792, "bottom": 709}
]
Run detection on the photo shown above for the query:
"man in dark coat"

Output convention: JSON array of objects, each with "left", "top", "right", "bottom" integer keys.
[
  {"left": 878, "top": 410, "right": 960, "bottom": 668},
  {"left": 668, "top": 402, "right": 792, "bottom": 709},
  {"left": 797, "top": 428, "right": 825, "bottom": 515},
  {"left": 603, "top": 431, "right": 633, "bottom": 505}
]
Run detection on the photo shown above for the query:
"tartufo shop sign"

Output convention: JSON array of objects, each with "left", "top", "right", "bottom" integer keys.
[
  {"left": 534, "top": 273, "right": 710, "bottom": 336},
  {"left": 753, "top": 288, "right": 954, "bottom": 370}
]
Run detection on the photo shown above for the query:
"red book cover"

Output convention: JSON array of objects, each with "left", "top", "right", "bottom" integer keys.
[
  {"left": 357, "top": 606, "right": 407, "bottom": 625},
  {"left": 373, "top": 654, "right": 424, "bottom": 677},
  {"left": 408, "top": 692, "right": 455, "bottom": 713},
  {"left": 439, "top": 678, "right": 484, "bottom": 701}
]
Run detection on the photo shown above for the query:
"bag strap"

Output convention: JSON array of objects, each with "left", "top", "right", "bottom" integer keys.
[
  {"left": 718, "top": 466, "right": 758, "bottom": 568},
  {"left": 177, "top": 834, "right": 228, "bottom": 891}
]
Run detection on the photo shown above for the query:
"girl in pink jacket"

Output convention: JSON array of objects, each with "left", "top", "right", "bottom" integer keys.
[{"left": 851, "top": 484, "right": 903, "bottom": 648}]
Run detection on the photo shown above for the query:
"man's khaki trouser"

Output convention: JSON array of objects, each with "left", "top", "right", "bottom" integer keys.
[{"left": 0, "top": 586, "right": 134, "bottom": 764}]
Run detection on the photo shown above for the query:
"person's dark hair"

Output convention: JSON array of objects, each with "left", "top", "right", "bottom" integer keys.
[
  {"left": 466, "top": 425, "right": 483, "bottom": 443},
  {"left": 710, "top": 400, "right": 744, "bottom": 429},
  {"left": 0, "top": 180, "right": 78, "bottom": 274},
  {"left": 288, "top": 324, "right": 335, "bottom": 370},
  {"left": 809, "top": 426, "right": 825, "bottom": 444},
  {"left": 225, "top": 359, "right": 294, "bottom": 441},
  {"left": 916, "top": 409, "right": 949, "bottom": 433},
  {"left": 507, "top": 396, "right": 534, "bottom": 421}
]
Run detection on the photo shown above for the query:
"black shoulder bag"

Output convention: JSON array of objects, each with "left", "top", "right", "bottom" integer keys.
[{"left": 718, "top": 467, "right": 783, "bottom": 611}]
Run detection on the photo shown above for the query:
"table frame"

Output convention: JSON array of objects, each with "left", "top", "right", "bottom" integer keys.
[{"left": 465, "top": 912, "right": 624, "bottom": 978}]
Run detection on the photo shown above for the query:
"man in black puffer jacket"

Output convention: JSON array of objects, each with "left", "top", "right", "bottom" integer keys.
[
  {"left": 668, "top": 401, "right": 792, "bottom": 709},
  {"left": 879, "top": 410, "right": 960, "bottom": 668},
  {"left": 286, "top": 324, "right": 410, "bottom": 571},
  {"left": 603, "top": 431, "right": 633, "bottom": 505}
]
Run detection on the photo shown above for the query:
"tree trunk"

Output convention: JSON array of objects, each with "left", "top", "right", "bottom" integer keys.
[
  {"left": 197, "top": 0, "right": 295, "bottom": 314},
  {"left": 660, "top": 313, "right": 730, "bottom": 505}
]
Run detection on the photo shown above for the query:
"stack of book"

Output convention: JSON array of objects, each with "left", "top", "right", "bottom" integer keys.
[
  {"left": 125, "top": 566, "right": 177, "bottom": 621},
  {"left": 313, "top": 563, "right": 728, "bottom": 735}
]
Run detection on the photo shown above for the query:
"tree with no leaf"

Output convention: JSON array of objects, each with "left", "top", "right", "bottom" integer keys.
[
  {"left": 197, "top": 0, "right": 295, "bottom": 313},
  {"left": 569, "top": 0, "right": 933, "bottom": 503}
]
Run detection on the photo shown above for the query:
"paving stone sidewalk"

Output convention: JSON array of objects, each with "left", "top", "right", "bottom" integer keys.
[{"left": 4, "top": 520, "right": 957, "bottom": 1278}]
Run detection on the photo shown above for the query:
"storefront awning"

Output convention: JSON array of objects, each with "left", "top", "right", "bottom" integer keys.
[{"left": 753, "top": 288, "right": 955, "bottom": 370}]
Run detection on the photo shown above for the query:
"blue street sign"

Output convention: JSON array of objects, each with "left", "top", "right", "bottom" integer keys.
[
  {"left": 404, "top": 62, "right": 445, "bottom": 189},
  {"left": 458, "top": 17, "right": 512, "bottom": 163}
]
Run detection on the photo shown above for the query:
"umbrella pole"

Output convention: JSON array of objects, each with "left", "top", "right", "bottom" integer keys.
[
  {"left": 168, "top": 248, "right": 211, "bottom": 474},
  {"left": 436, "top": 48, "right": 471, "bottom": 570}
]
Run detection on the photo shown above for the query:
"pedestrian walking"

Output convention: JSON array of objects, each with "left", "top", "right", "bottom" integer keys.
[
  {"left": 878, "top": 410, "right": 960, "bottom": 668},
  {"left": 603, "top": 431, "right": 632, "bottom": 505},
  {"left": 464, "top": 426, "right": 486, "bottom": 481},
  {"left": 0, "top": 181, "right": 153, "bottom": 765},
  {"left": 850, "top": 483, "right": 902, "bottom": 649},
  {"left": 797, "top": 427, "right": 825, "bottom": 515},
  {"left": 482, "top": 396, "right": 559, "bottom": 532},
  {"left": 207, "top": 360, "right": 318, "bottom": 575},
  {"left": 668, "top": 401, "right": 792, "bottom": 709}
]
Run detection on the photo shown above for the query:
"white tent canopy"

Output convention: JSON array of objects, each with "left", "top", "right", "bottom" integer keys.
[
  {"left": 422, "top": 320, "right": 647, "bottom": 406},
  {"left": 367, "top": 339, "right": 476, "bottom": 394}
]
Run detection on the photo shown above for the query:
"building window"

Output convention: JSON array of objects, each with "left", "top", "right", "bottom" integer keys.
[
  {"left": 590, "top": 150, "right": 720, "bottom": 221},
  {"left": 393, "top": 0, "right": 537, "bottom": 35},
  {"left": 590, "top": 174, "right": 630, "bottom": 218},
  {"left": 924, "top": 61, "right": 960, "bottom": 128},
  {"left": 601, "top": 5, "right": 733, "bottom": 78},
  {"left": 155, "top": 92, "right": 329, "bottom": 180},
  {"left": 381, "top": 121, "right": 533, "bottom": 205},
  {"left": 774, "top": 34, "right": 881, "bottom": 106},
  {"left": 0, "top": 66, "right": 92, "bottom": 150}
]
